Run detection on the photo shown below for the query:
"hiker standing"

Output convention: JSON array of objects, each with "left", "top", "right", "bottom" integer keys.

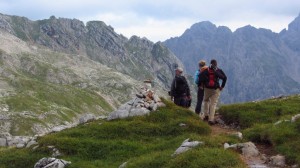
[
  {"left": 170, "top": 67, "right": 191, "bottom": 107},
  {"left": 194, "top": 60, "right": 208, "bottom": 115},
  {"left": 199, "top": 59, "right": 227, "bottom": 125}
]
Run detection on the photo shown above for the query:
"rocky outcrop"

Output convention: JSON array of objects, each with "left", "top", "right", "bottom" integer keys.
[
  {"left": 107, "top": 84, "right": 165, "bottom": 120},
  {"left": 34, "top": 158, "right": 71, "bottom": 168}
]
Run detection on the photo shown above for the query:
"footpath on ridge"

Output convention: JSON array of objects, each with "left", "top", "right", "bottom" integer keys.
[{"left": 210, "top": 114, "right": 273, "bottom": 168}]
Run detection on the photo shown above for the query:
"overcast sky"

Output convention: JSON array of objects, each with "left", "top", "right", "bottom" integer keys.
[{"left": 1, "top": 0, "right": 300, "bottom": 42}]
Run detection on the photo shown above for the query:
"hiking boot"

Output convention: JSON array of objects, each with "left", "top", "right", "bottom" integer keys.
[
  {"left": 203, "top": 116, "right": 209, "bottom": 121},
  {"left": 208, "top": 121, "right": 216, "bottom": 125}
]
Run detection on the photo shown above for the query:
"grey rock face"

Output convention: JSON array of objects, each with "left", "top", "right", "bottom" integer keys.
[
  {"left": 164, "top": 17, "right": 300, "bottom": 104},
  {"left": 34, "top": 157, "right": 71, "bottom": 168},
  {"left": 0, "top": 13, "right": 183, "bottom": 91}
]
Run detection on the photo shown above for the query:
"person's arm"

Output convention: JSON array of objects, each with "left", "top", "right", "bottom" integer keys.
[
  {"left": 182, "top": 76, "right": 191, "bottom": 98},
  {"left": 217, "top": 69, "right": 227, "bottom": 90},
  {"left": 194, "top": 70, "right": 199, "bottom": 85},
  {"left": 170, "top": 78, "right": 176, "bottom": 99}
]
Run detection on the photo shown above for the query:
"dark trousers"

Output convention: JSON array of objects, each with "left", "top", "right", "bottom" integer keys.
[
  {"left": 174, "top": 96, "right": 187, "bottom": 107},
  {"left": 195, "top": 88, "right": 204, "bottom": 114}
]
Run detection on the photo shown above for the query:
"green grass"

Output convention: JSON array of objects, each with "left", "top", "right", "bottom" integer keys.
[
  {"left": 219, "top": 95, "right": 300, "bottom": 165},
  {"left": 219, "top": 95, "right": 300, "bottom": 128},
  {"left": 0, "top": 100, "right": 246, "bottom": 168},
  {"left": 2, "top": 77, "right": 112, "bottom": 135}
]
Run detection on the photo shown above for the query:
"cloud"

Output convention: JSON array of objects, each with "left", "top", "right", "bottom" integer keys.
[{"left": 1, "top": 0, "right": 300, "bottom": 42}]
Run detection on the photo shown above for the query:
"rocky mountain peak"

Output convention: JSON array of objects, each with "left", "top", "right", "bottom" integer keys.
[
  {"left": 288, "top": 13, "right": 300, "bottom": 32},
  {"left": 184, "top": 21, "right": 217, "bottom": 35}
]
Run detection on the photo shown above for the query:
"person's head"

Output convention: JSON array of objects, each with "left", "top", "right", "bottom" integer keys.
[
  {"left": 198, "top": 60, "right": 206, "bottom": 68},
  {"left": 210, "top": 59, "right": 217, "bottom": 68},
  {"left": 175, "top": 67, "right": 183, "bottom": 75}
]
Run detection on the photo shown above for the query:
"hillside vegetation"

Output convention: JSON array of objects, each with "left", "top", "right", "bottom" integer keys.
[
  {"left": 0, "top": 99, "right": 246, "bottom": 168},
  {"left": 219, "top": 95, "right": 300, "bottom": 165}
]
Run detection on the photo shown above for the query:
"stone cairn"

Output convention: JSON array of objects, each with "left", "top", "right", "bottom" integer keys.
[{"left": 108, "top": 80, "right": 165, "bottom": 120}]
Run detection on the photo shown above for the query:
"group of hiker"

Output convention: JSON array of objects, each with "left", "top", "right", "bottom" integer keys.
[{"left": 170, "top": 59, "right": 227, "bottom": 125}]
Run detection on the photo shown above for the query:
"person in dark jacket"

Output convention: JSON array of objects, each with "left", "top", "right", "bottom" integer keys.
[
  {"left": 194, "top": 60, "right": 208, "bottom": 115},
  {"left": 170, "top": 67, "right": 191, "bottom": 107},
  {"left": 199, "top": 59, "right": 227, "bottom": 125}
]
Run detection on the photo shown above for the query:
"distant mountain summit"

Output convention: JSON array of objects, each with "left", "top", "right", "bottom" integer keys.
[
  {"left": 164, "top": 16, "right": 300, "bottom": 103},
  {"left": 0, "top": 13, "right": 183, "bottom": 89},
  {"left": 0, "top": 13, "right": 183, "bottom": 136}
]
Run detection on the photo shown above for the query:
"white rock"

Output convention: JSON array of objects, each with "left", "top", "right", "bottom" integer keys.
[
  {"left": 51, "top": 125, "right": 68, "bottom": 133},
  {"left": 79, "top": 114, "right": 95, "bottom": 124},
  {"left": 129, "top": 108, "right": 150, "bottom": 117},
  {"left": 224, "top": 143, "right": 238, "bottom": 150},
  {"left": 270, "top": 155, "right": 285, "bottom": 167},
  {"left": 119, "top": 162, "right": 127, "bottom": 168},
  {"left": 231, "top": 132, "right": 243, "bottom": 139},
  {"left": 34, "top": 157, "right": 71, "bottom": 168},
  {"left": 0, "top": 138, "right": 7, "bottom": 147},
  {"left": 16, "top": 143, "right": 25, "bottom": 148},
  {"left": 172, "top": 146, "right": 191, "bottom": 156},
  {"left": 107, "top": 110, "right": 130, "bottom": 120},
  {"left": 172, "top": 138, "right": 203, "bottom": 156},
  {"left": 26, "top": 140, "right": 38, "bottom": 148},
  {"left": 240, "top": 142, "right": 259, "bottom": 157},
  {"left": 291, "top": 114, "right": 300, "bottom": 123}
]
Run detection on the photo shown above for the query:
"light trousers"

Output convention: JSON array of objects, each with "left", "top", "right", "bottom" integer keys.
[{"left": 203, "top": 88, "right": 221, "bottom": 121}]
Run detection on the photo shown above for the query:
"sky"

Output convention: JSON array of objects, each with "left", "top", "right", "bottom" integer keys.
[{"left": 1, "top": 0, "right": 300, "bottom": 42}]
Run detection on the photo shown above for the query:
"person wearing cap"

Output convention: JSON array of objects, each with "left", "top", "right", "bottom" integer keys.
[
  {"left": 194, "top": 60, "right": 208, "bottom": 115},
  {"left": 199, "top": 59, "right": 227, "bottom": 125},
  {"left": 170, "top": 67, "right": 191, "bottom": 107}
]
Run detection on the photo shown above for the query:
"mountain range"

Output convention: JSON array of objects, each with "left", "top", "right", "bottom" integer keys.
[
  {"left": 164, "top": 14, "right": 300, "bottom": 103},
  {"left": 0, "top": 13, "right": 182, "bottom": 136},
  {"left": 0, "top": 12, "right": 300, "bottom": 136}
]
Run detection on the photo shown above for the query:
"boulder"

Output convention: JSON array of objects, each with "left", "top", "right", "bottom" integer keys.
[
  {"left": 269, "top": 155, "right": 285, "bottom": 167},
  {"left": 172, "top": 139, "right": 203, "bottom": 156},
  {"left": 79, "top": 114, "right": 95, "bottom": 124},
  {"left": 0, "top": 138, "right": 7, "bottom": 147},
  {"left": 291, "top": 114, "right": 300, "bottom": 123},
  {"left": 26, "top": 140, "right": 38, "bottom": 148},
  {"left": 129, "top": 108, "right": 150, "bottom": 117},
  {"left": 16, "top": 143, "right": 25, "bottom": 148},
  {"left": 224, "top": 142, "right": 259, "bottom": 157},
  {"left": 107, "top": 110, "right": 129, "bottom": 120},
  {"left": 34, "top": 157, "right": 71, "bottom": 168},
  {"left": 240, "top": 142, "right": 259, "bottom": 157}
]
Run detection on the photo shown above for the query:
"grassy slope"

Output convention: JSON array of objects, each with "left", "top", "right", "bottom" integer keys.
[
  {"left": 1, "top": 76, "right": 113, "bottom": 135},
  {"left": 219, "top": 95, "right": 300, "bottom": 165},
  {"left": 0, "top": 99, "right": 246, "bottom": 168}
]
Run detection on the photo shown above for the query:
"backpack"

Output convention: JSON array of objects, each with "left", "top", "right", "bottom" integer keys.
[
  {"left": 206, "top": 68, "right": 217, "bottom": 88},
  {"left": 194, "top": 70, "right": 200, "bottom": 85}
]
